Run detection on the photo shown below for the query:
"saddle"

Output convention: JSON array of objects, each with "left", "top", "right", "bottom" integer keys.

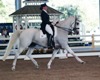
[{"left": 40, "top": 26, "right": 57, "bottom": 38}]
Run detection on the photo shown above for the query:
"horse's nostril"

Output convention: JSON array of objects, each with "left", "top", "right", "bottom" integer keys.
[{"left": 77, "top": 31, "right": 79, "bottom": 34}]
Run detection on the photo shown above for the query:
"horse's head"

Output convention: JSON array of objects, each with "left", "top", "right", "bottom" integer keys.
[
  {"left": 55, "top": 16, "right": 81, "bottom": 35},
  {"left": 72, "top": 16, "right": 81, "bottom": 35}
]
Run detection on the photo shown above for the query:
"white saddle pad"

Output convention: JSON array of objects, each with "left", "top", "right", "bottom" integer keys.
[{"left": 40, "top": 26, "right": 57, "bottom": 38}]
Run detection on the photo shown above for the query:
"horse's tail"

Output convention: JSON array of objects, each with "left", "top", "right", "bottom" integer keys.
[{"left": 2, "top": 30, "right": 22, "bottom": 61}]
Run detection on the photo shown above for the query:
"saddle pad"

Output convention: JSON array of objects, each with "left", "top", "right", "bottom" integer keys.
[{"left": 40, "top": 27, "right": 57, "bottom": 38}]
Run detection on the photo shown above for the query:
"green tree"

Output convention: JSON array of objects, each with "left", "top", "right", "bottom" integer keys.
[
  {"left": 0, "top": 0, "right": 4, "bottom": 7},
  {"left": 0, "top": 0, "right": 6, "bottom": 17},
  {"left": 57, "top": 5, "right": 81, "bottom": 20}
]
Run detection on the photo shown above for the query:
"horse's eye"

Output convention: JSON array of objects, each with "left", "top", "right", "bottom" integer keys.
[{"left": 76, "top": 22, "right": 79, "bottom": 25}]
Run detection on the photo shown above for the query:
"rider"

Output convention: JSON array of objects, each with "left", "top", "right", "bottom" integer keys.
[{"left": 40, "top": 3, "right": 55, "bottom": 48}]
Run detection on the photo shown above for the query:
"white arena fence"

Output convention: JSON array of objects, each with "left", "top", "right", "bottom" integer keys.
[{"left": 0, "top": 34, "right": 100, "bottom": 60}]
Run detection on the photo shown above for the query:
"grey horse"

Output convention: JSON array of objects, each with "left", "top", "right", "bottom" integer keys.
[{"left": 2, "top": 16, "right": 85, "bottom": 70}]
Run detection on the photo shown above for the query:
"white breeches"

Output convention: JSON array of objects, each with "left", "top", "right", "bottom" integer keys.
[{"left": 45, "top": 24, "right": 53, "bottom": 35}]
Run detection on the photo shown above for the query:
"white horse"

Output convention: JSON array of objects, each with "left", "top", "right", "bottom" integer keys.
[{"left": 2, "top": 16, "right": 85, "bottom": 70}]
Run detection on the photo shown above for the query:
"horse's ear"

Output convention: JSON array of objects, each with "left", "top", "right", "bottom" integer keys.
[
  {"left": 75, "top": 15, "right": 82, "bottom": 22},
  {"left": 74, "top": 15, "right": 77, "bottom": 20}
]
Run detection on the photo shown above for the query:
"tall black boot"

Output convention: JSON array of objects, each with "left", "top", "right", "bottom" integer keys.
[
  {"left": 51, "top": 37, "right": 55, "bottom": 48},
  {"left": 47, "top": 34, "right": 53, "bottom": 49}
]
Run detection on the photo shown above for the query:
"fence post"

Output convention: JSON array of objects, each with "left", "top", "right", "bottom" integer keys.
[{"left": 91, "top": 34, "right": 95, "bottom": 48}]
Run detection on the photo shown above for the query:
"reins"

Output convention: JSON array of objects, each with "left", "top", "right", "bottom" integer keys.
[
  {"left": 55, "top": 25, "right": 72, "bottom": 32},
  {"left": 54, "top": 21, "right": 74, "bottom": 32}
]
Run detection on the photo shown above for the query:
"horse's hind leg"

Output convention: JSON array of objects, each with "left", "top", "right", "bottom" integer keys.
[
  {"left": 66, "top": 45, "right": 85, "bottom": 64},
  {"left": 47, "top": 49, "right": 59, "bottom": 69},
  {"left": 26, "top": 48, "right": 39, "bottom": 68},
  {"left": 12, "top": 47, "right": 24, "bottom": 71}
]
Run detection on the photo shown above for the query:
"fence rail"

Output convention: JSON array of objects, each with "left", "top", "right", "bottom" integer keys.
[{"left": 0, "top": 34, "right": 100, "bottom": 59}]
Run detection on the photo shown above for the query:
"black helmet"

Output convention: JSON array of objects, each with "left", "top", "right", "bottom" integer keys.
[{"left": 40, "top": 3, "right": 47, "bottom": 10}]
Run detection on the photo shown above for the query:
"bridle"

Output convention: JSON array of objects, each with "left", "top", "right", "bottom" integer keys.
[
  {"left": 73, "top": 16, "right": 79, "bottom": 31},
  {"left": 54, "top": 17, "right": 79, "bottom": 33}
]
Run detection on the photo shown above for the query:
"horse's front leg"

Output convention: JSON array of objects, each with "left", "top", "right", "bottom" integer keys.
[
  {"left": 47, "top": 49, "right": 59, "bottom": 69},
  {"left": 66, "top": 45, "right": 85, "bottom": 64},
  {"left": 25, "top": 48, "right": 39, "bottom": 68}
]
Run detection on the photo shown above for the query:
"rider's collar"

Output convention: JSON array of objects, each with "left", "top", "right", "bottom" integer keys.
[{"left": 43, "top": 9, "right": 47, "bottom": 13}]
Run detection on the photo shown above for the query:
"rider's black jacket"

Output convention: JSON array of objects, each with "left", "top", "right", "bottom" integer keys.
[{"left": 40, "top": 10, "right": 51, "bottom": 34}]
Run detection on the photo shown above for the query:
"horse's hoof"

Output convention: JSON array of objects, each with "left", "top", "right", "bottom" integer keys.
[
  {"left": 81, "top": 61, "right": 86, "bottom": 64},
  {"left": 12, "top": 67, "right": 15, "bottom": 71},
  {"left": 47, "top": 65, "right": 51, "bottom": 69},
  {"left": 36, "top": 66, "right": 39, "bottom": 69}
]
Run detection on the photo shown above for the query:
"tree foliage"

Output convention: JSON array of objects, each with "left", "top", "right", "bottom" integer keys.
[
  {"left": 0, "top": 0, "right": 6, "bottom": 17},
  {"left": 0, "top": 0, "right": 4, "bottom": 7},
  {"left": 57, "top": 5, "right": 82, "bottom": 20}
]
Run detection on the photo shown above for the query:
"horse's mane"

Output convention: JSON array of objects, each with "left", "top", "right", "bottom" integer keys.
[{"left": 65, "top": 16, "right": 75, "bottom": 20}]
